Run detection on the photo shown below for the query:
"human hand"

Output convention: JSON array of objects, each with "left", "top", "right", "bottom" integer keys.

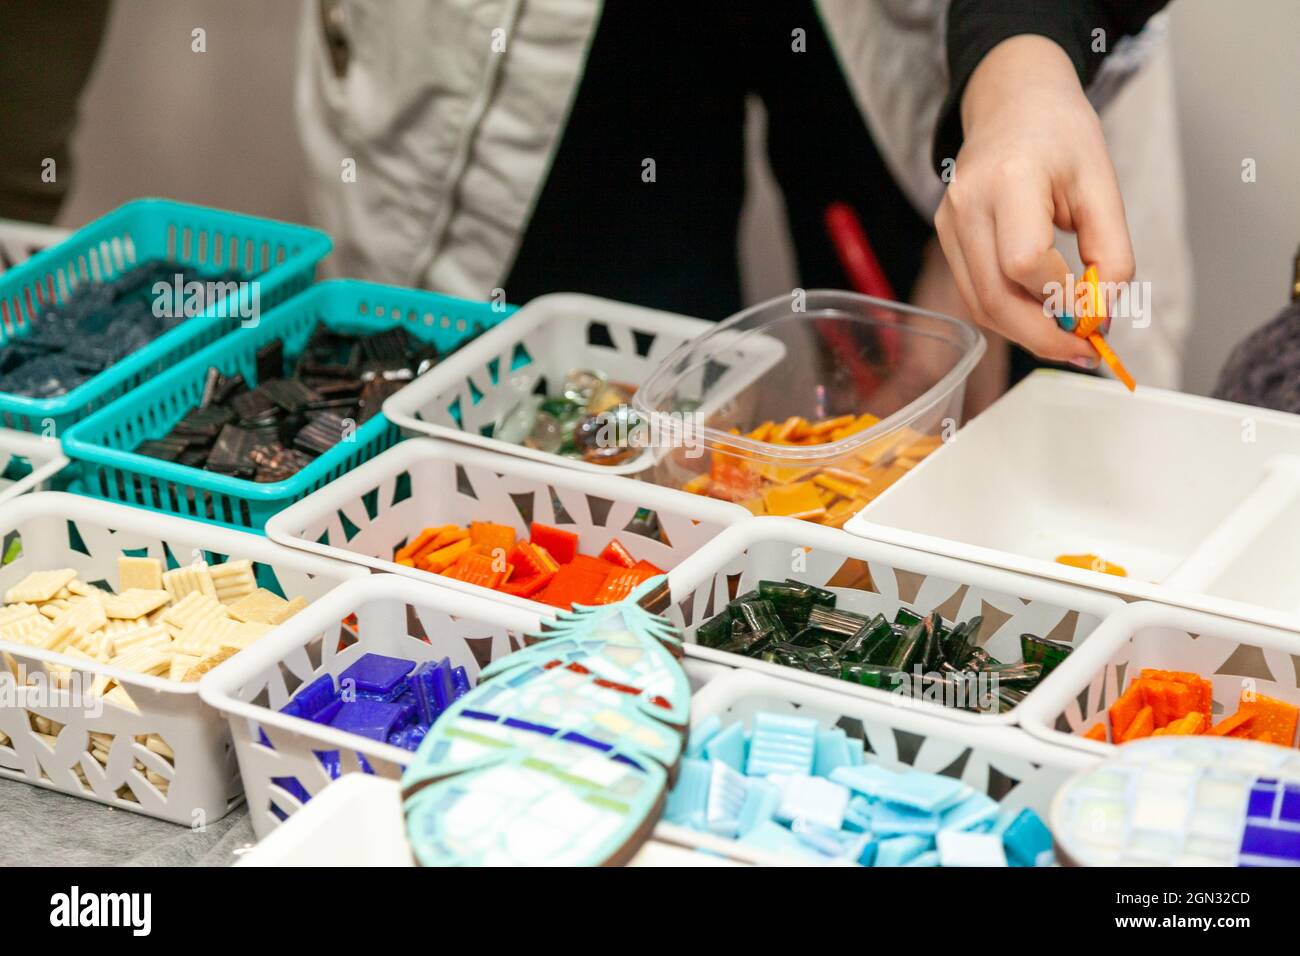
[
  {"left": 910, "top": 237, "right": 1010, "bottom": 417},
  {"left": 934, "top": 35, "right": 1136, "bottom": 365}
]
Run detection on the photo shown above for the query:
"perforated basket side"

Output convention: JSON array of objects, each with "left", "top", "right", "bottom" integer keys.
[
  {"left": 0, "top": 427, "right": 69, "bottom": 506},
  {"left": 690, "top": 670, "right": 1095, "bottom": 821},
  {"left": 0, "top": 199, "right": 330, "bottom": 432},
  {"left": 60, "top": 280, "right": 511, "bottom": 530},
  {"left": 384, "top": 293, "right": 731, "bottom": 476},
  {"left": 658, "top": 517, "right": 1126, "bottom": 727},
  {"left": 1016, "top": 601, "right": 1300, "bottom": 756},
  {"left": 265, "top": 437, "right": 752, "bottom": 615},
  {"left": 659, "top": 670, "right": 1093, "bottom": 861},
  {"left": 0, "top": 493, "right": 364, "bottom": 823},
  {"left": 0, "top": 219, "right": 67, "bottom": 274},
  {"left": 198, "top": 575, "right": 541, "bottom": 837}
]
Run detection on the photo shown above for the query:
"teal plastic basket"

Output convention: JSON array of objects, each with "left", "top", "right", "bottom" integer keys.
[
  {"left": 0, "top": 198, "right": 331, "bottom": 435},
  {"left": 61, "top": 279, "right": 514, "bottom": 531}
]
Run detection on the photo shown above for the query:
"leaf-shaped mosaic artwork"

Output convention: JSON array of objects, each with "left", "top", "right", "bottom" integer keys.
[{"left": 401, "top": 579, "right": 688, "bottom": 865}]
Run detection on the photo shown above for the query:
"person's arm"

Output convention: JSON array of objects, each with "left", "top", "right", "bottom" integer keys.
[
  {"left": 930, "top": 1, "right": 1170, "bottom": 363},
  {"left": 934, "top": 0, "right": 1170, "bottom": 173}
]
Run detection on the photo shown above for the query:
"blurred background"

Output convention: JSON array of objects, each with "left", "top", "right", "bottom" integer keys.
[{"left": 24, "top": 0, "right": 1300, "bottom": 396}]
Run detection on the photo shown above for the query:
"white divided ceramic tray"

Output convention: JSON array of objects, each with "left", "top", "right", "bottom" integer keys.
[
  {"left": 1017, "top": 601, "right": 1300, "bottom": 756},
  {"left": 199, "top": 573, "right": 728, "bottom": 840},
  {"left": 668, "top": 669, "right": 1097, "bottom": 861},
  {"left": 849, "top": 370, "right": 1300, "bottom": 630},
  {"left": 381, "top": 292, "right": 784, "bottom": 476},
  {"left": 236, "top": 771, "right": 775, "bottom": 866},
  {"left": 656, "top": 516, "right": 1124, "bottom": 726},
  {"left": 265, "top": 436, "right": 750, "bottom": 616},
  {"left": 0, "top": 427, "right": 68, "bottom": 506},
  {"left": 0, "top": 492, "right": 364, "bottom": 824}
]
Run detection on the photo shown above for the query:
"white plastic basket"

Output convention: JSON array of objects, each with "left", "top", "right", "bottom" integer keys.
[
  {"left": 0, "top": 218, "right": 67, "bottom": 273},
  {"left": 199, "top": 574, "right": 543, "bottom": 839},
  {"left": 669, "top": 669, "right": 1095, "bottom": 859},
  {"left": 657, "top": 516, "right": 1125, "bottom": 726},
  {"left": 0, "top": 492, "right": 365, "bottom": 824},
  {"left": 0, "top": 428, "right": 68, "bottom": 506},
  {"left": 265, "top": 437, "right": 750, "bottom": 616},
  {"left": 1017, "top": 601, "right": 1300, "bottom": 756},
  {"left": 235, "top": 771, "right": 778, "bottom": 866},
  {"left": 381, "top": 292, "right": 780, "bottom": 476},
  {"left": 201, "top": 571, "right": 742, "bottom": 843},
  {"left": 849, "top": 370, "right": 1300, "bottom": 632}
]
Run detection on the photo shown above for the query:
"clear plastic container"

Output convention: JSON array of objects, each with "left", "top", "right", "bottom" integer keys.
[{"left": 632, "top": 291, "right": 985, "bottom": 525}]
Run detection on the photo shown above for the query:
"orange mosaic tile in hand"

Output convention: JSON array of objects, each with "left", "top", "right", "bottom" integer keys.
[
  {"left": 679, "top": 412, "right": 941, "bottom": 527},
  {"left": 1092, "top": 668, "right": 1300, "bottom": 750},
  {"left": 394, "top": 520, "right": 664, "bottom": 610}
]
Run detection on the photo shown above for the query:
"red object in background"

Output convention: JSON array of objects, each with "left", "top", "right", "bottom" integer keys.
[
  {"left": 826, "top": 202, "right": 896, "bottom": 302},
  {"left": 822, "top": 202, "right": 904, "bottom": 397}
]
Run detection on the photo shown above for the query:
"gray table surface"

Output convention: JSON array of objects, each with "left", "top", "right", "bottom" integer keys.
[{"left": 0, "top": 776, "right": 255, "bottom": 866}]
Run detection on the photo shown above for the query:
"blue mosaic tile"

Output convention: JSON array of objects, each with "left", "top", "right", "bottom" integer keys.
[
  {"left": 1280, "top": 785, "right": 1300, "bottom": 824},
  {"left": 1247, "top": 782, "right": 1279, "bottom": 819},
  {"left": 1240, "top": 824, "right": 1300, "bottom": 862}
]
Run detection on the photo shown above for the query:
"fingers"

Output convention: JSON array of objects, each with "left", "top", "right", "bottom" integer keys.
[
  {"left": 937, "top": 192, "right": 1095, "bottom": 364},
  {"left": 934, "top": 198, "right": 995, "bottom": 331},
  {"left": 992, "top": 179, "right": 1072, "bottom": 303},
  {"left": 1071, "top": 150, "right": 1136, "bottom": 286}
]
